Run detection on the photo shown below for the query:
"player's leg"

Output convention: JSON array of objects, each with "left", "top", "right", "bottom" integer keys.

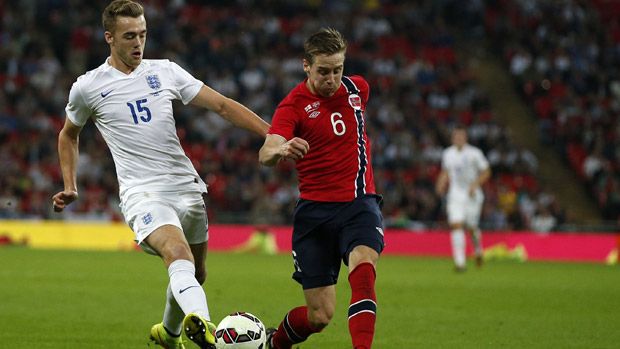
[
  {"left": 268, "top": 286, "right": 334, "bottom": 349},
  {"left": 447, "top": 199, "right": 467, "bottom": 271},
  {"left": 181, "top": 193, "right": 216, "bottom": 348},
  {"left": 145, "top": 225, "right": 209, "bottom": 318},
  {"left": 468, "top": 225, "right": 483, "bottom": 266},
  {"left": 146, "top": 225, "right": 214, "bottom": 348},
  {"left": 342, "top": 195, "right": 384, "bottom": 349},
  {"left": 267, "top": 200, "right": 341, "bottom": 349},
  {"left": 123, "top": 194, "right": 212, "bottom": 348},
  {"left": 466, "top": 195, "right": 484, "bottom": 267},
  {"left": 348, "top": 246, "right": 380, "bottom": 349},
  {"left": 449, "top": 222, "right": 467, "bottom": 271},
  {"left": 182, "top": 241, "right": 216, "bottom": 347},
  {"left": 158, "top": 242, "right": 206, "bottom": 342}
]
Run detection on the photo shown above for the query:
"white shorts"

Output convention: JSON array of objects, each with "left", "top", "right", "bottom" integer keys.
[
  {"left": 120, "top": 191, "right": 209, "bottom": 255},
  {"left": 446, "top": 193, "right": 483, "bottom": 228}
]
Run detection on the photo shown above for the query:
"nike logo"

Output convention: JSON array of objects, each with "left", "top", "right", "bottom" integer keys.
[
  {"left": 179, "top": 285, "right": 200, "bottom": 294},
  {"left": 150, "top": 89, "right": 163, "bottom": 96},
  {"left": 376, "top": 227, "right": 384, "bottom": 236},
  {"left": 100, "top": 90, "right": 113, "bottom": 98}
]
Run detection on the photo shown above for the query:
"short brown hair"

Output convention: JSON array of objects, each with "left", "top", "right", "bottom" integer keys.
[
  {"left": 303, "top": 28, "right": 347, "bottom": 64},
  {"left": 102, "top": 0, "right": 144, "bottom": 33}
]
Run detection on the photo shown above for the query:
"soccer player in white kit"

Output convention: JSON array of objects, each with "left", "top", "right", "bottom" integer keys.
[
  {"left": 436, "top": 125, "right": 491, "bottom": 272},
  {"left": 51, "top": 1, "right": 269, "bottom": 348}
]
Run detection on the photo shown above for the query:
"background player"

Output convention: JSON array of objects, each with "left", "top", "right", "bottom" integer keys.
[
  {"left": 51, "top": 1, "right": 269, "bottom": 348},
  {"left": 259, "top": 28, "right": 384, "bottom": 349},
  {"left": 436, "top": 125, "right": 491, "bottom": 272}
]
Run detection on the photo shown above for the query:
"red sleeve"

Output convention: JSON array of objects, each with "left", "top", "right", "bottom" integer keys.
[
  {"left": 351, "top": 75, "right": 370, "bottom": 106},
  {"left": 268, "top": 103, "right": 298, "bottom": 140}
]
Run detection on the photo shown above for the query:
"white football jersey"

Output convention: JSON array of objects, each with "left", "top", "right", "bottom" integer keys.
[
  {"left": 441, "top": 144, "right": 489, "bottom": 200},
  {"left": 65, "top": 58, "right": 207, "bottom": 202}
]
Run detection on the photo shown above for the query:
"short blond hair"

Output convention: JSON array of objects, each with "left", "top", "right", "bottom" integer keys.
[
  {"left": 102, "top": 0, "right": 144, "bottom": 33},
  {"left": 303, "top": 28, "right": 347, "bottom": 64}
]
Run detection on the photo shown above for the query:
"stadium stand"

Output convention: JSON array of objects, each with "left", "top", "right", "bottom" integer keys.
[
  {"left": 484, "top": 0, "right": 620, "bottom": 223},
  {"left": 1, "top": 0, "right": 601, "bottom": 231}
]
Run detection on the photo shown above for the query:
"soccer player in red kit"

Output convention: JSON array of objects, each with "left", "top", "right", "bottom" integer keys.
[{"left": 259, "top": 28, "right": 384, "bottom": 349}]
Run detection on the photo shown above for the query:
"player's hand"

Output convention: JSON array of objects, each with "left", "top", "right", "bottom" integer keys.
[
  {"left": 279, "top": 137, "right": 309, "bottom": 161},
  {"left": 52, "top": 190, "right": 79, "bottom": 212},
  {"left": 468, "top": 185, "right": 477, "bottom": 198}
]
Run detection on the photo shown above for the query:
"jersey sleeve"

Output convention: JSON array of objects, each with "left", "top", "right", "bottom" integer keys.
[
  {"left": 64, "top": 80, "right": 92, "bottom": 127},
  {"left": 475, "top": 148, "right": 490, "bottom": 171},
  {"left": 169, "top": 61, "right": 204, "bottom": 105},
  {"left": 440, "top": 149, "right": 449, "bottom": 170},
  {"left": 351, "top": 75, "right": 370, "bottom": 105},
  {"left": 268, "top": 103, "right": 298, "bottom": 140}
]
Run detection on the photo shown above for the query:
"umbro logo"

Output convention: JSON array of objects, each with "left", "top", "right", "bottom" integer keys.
[
  {"left": 100, "top": 90, "right": 113, "bottom": 98},
  {"left": 304, "top": 101, "right": 321, "bottom": 118}
]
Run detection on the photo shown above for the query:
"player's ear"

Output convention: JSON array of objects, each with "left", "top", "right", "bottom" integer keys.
[
  {"left": 302, "top": 59, "right": 311, "bottom": 74},
  {"left": 104, "top": 31, "right": 114, "bottom": 45}
]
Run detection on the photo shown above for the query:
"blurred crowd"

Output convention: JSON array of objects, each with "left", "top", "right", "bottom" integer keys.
[
  {"left": 0, "top": 0, "right": 573, "bottom": 231},
  {"left": 485, "top": 0, "right": 620, "bottom": 222}
]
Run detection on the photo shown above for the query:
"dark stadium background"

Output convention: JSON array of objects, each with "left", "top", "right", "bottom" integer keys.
[{"left": 0, "top": 0, "right": 618, "bottom": 233}]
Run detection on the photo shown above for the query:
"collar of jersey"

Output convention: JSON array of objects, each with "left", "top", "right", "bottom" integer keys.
[{"left": 104, "top": 57, "right": 147, "bottom": 77}]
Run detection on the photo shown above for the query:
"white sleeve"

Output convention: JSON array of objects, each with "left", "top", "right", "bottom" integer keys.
[
  {"left": 476, "top": 148, "right": 490, "bottom": 171},
  {"left": 441, "top": 150, "right": 448, "bottom": 170},
  {"left": 64, "top": 80, "right": 92, "bottom": 127},
  {"left": 169, "top": 61, "right": 203, "bottom": 105}
]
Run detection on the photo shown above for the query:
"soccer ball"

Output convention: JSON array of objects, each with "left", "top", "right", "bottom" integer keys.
[{"left": 214, "top": 312, "right": 267, "bottom": 349}]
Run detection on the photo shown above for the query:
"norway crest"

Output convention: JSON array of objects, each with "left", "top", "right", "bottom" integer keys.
[
  {"left": 348, "top": 94, "right": 362, "bottom": 110},
  {"left": 146, "top": 74, "right": 161, "bottom": 90}
]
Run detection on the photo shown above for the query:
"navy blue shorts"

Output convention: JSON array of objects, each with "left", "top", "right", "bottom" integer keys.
[{"left": 291, "top": 194, "right": 385, "bottom": 289}]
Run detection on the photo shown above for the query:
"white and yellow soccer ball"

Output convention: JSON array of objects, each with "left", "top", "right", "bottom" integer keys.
[{"left": 214, "top": 312, "right": 266, "bottom": 349}]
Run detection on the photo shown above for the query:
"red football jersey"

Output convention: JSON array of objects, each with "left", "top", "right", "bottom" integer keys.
[{"left": 269, "top": 75, "right": 376, "bottom": 202}]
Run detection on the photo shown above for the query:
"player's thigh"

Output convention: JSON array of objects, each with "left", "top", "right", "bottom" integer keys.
[
  {"left": 122, "top": 196, "right": 186, "bottom": 255},
  {"left": 340, "top": 195, "right": 385, "bottom": 267},
  {"left": 146, "top": 224, "right": 194, "bottom": 265},
  {"left": 292, "top": 228, "right": 341, "bottom": 289},
  {"left": 447, "top": 198, "right": 467, "bottom": 225},
  {"left": 465, "top": 196, "right": 483, "bottom": 228},
  {"left": 291, "top": 201, "right": 343, "bottom": 289},
  {"left": 179, "top": 192, "right": 209, "bottom": 245}
]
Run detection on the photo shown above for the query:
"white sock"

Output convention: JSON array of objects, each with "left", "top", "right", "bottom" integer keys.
[
  {"left": 451, "top": 229, "right": 466, "bottom": 268},
  {"left": 471, "top": 228, "right": 483, "bottom": 256},
  {"left": 163, "top": 283, "right": 184, "bottom": 336},
  {"left": 168, "top": 259, "right": 210, "bottom": 320}
]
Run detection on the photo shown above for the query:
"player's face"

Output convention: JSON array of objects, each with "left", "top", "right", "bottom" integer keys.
[
  {"left": 452, "top": 129, "right": 467, "bottom": 147},
  {"left": 304, "top": 52, "right": 345, "bottom": 97},
  {"left": 105, "top": 15, "right": 147, "bottom": 72}
]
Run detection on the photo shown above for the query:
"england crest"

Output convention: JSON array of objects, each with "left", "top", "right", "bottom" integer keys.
[
  {"left": 146, "top": 74, "right": 161, "bottom": 90},
  {"left": 348, "top": 94, "right": 362, "bottom": 110}
]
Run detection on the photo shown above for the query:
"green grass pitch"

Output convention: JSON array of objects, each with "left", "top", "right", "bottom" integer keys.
[{"left": 1, "top": 247, "right": 619, "bottom": 348}]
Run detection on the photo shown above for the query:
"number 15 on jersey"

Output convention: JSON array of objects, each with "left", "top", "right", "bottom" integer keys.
[{"left": 127, "top": 99, "right": 152, "bottom": 124}]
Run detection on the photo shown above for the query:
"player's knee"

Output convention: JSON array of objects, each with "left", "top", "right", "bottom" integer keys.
[
  {"left": 162, "top": 243, "right": 194, "bottom": 264},
  {"left": 308, "top": 308, "right": 333, "bottom": 330}
]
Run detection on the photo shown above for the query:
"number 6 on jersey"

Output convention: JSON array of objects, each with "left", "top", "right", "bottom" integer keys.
[{"left": 330, "top": 112, "right": 346, "bottom": 136}]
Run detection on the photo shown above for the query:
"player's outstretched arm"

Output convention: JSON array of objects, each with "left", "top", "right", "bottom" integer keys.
[
  {"left": 259, "top": 134, "right": 309, "bottom": 167},
  {"left": 190, "top": 84, "right": 270, "bottom": 137},
  {"left": 52, "top": 118, "right": 82, "bottom": 212}
]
